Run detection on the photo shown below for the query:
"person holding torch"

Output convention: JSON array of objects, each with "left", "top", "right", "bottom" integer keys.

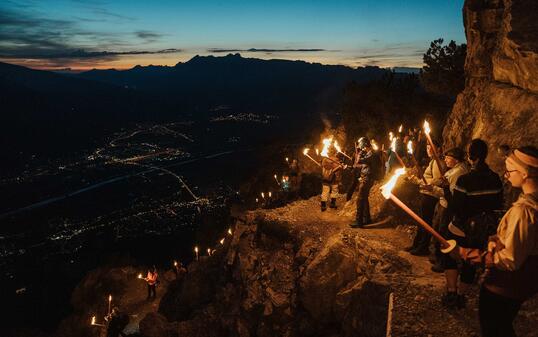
[
  {"left": 450, "top": 146, "right": 538, "bottom": 337},
  {"left": 143, "top": 266, "right": 159, "bottom": 301},
  {"left": 441, "top": 139, "right": 503, "bottom": 309},
  {"left": 405, "top": 140, "right": 445, "bottom": 255},
  {"left": 320, "top": 145, "right": 342, "bottom": 211}
]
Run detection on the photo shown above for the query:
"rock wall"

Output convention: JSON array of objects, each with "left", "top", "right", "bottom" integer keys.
[
  {"left": 144, "top": 211, "right": 409, "bottom": 337},
  {"left": 443, "top": 0, "right": 538, "bottom": 173}
]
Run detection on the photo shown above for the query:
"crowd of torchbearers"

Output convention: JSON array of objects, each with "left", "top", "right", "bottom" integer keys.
[
  {"left": 282, "top": 120, "right": 537, "bottom": 337},
  {"left": 90, "top": 120, "right": 537, "bottom": 337}
]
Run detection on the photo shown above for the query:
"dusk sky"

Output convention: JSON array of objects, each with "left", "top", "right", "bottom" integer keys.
[{"left": 0, "top": 0, "right": 465, "bottom": 70}]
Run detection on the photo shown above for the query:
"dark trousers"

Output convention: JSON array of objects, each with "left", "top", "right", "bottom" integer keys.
[
  {"left": 355, "top": 180, "right": 373, "bottom": 224},
  {"left": 479, "top": 286, "right": 522, "bottom": 337},
  {"left": 412, "top": 194, "right": 438, "bottom": 251},
  {"left": 147, "top": 284, "right": 156, "bottom": 299}
]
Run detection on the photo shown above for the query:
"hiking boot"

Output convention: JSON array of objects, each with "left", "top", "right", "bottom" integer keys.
[
  {"left": 349, "top": 221, "right": 364, "bottom": 228},
  {"left": 321, "top": 201, "right": 327, "bottom": 212},
  {"left": 330, "top": 198, "right": 337, "bottom": 209},
  {"left": 441, "top": 292, "right": 459, "bottom": 309},
  {"left": 410, "top": 247, "right": 430, "bottom": 256},
  {"left": 431, "top": 262, "right": 444, "bottom": 273}
]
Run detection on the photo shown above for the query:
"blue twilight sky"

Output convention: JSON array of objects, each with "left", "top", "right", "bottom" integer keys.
[{"left": 0, "top": 0, "right": 465, "bottom": 70}]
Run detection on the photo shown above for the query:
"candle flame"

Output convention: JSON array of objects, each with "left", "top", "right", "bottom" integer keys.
[
  {"left": 320, "top": 137, "right": 333, "bottom": 157},
  {"left": 381, "top": 168, "right": 406, "bottom": 199},
  {"left": 371, "top": 139, "right": 379, "bottom": 151},
  {"left": 423, "top": 120, "right": 431, "bottom": 135},
  {"left": 303, "top": 148, "right": 309, "bottom": 155},
  {"left": 398, "top": 124, "right": 403, "bottom": 133},
  {"left": 407, "top": 140, "right": 413, "bottom": 155},
  {"left": 220, "top": 238, "right": 225, "bottom": 245}
]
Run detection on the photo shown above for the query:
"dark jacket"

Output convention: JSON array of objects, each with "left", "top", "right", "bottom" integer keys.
[
  {"left": 354, "top": 148, "right": 379, "bottom": 181},
  {"left": 451, "top": 162, "right": 503, "bottom": 245}
]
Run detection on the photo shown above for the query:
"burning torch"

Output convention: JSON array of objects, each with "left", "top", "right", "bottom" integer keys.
[
  {"left": 303, "top": 148, "right": 321, "bottom": 167},
  {"left": 423, "top": 120, "right": 446, "bottom": 175},
  {"left": 390, "top": 137, "right": 406, "bottom": 168},
  {"left": 407, "top": 141, "right": 427, "bottom": 184},
  {"left": 380, "top": 168, "right": 456, "bottom": 253},
  {"left": 334, "top": 140, "right": 352, "bottom": 160}
]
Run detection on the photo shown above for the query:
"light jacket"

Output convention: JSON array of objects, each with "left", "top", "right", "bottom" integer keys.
[
  {"left": 485, "top": 192, "right": 538, "bottom": 300},
  {"left": 431, "top": 161, "right": 469, "bottom": 208}
]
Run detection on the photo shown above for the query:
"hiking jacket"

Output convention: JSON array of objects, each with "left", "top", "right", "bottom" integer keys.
[
  {"left": 431, "top": 161, "right": 469, "bottom": 208},
  {"left": 146, "top": 271, "right": 158, "bottom": 285},
  {"left": 451, "top": 162, "right": 503, "bottom": 224}
]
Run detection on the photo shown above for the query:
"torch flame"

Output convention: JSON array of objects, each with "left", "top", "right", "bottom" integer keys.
[
  {"left": 371, "top": 139, "right": 379, "bottom": 151},
  {"left": 207, "top": 248, "right": 211, "bottom": 255},
  {"left": 334, "top": 140, "right": 342, "bottom": 153},
  {"left": 194, "top": 246, "right": 199, "bottom": 253},
  {"left": 381, "top": 168, "right": 406, "bottom": 199},
  {"left": 390, "top": 137, "right": 397, "bottom": 152},
  {"left": 174, "top": 261, "right": 178, "bottom": 266},
  {"left": 255, "top": 198, "right": 259, "bottom": 203},
  {"left": 285, "top": 157, "right": 289, "bottom": 162},
  {"left": 320, "top": 137, "right": 333, "bottom": 157},
  {"left": 91, "top": 316, "right": 96, "bottom": 325},
  {"left": 108, "top": 295, "right": 112, "bottom": 302},
  {"left": 407, "top": 140, "right": 413, "bottom": 155},
  {"left": 303, "top": 148, "right": 309, "bottom": 155},
  {"left": 228, "top": 228, "right": 232, "bottom": 235},
  {"left": 389, "top": 132, "right": 394, "bottom": 141},
  {"left": 398, "top": 124, "right": 403, "bottom": 133},
  {"left": 423, "top": 120, "right": 431, "bottom": 135},
  {"left": 220, "top": 238, "right": 225, "bottom": 245},
  {"left": 138, "top": 273, "right": 142, "bottom": 279},
  {"left": 315, "top": 148, "right": 319, "bottom": 156},
  {"left": 274, "top": 174, "right": 277, "bottom": 179},
  {"left": 268, "top": 191, "right": 272, "bottom": 198},
  {"left": 261, "top": 192, "right": 265, "bottom": 199}
]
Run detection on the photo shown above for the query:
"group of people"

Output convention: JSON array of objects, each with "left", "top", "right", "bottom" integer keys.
[{"left": 319, "top": 129, "right": 537, "bottom": 337}]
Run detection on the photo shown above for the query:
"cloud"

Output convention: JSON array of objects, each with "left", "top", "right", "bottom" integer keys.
[
  {"left": 207, "top": 48, "right": 328, "bottom": 53},
  {"left": 352, "top": 43, "right": 426, "bottom": 67},
  {"left": 0, "top": 6, "right": 175, "bottom": 68},
  {"left": 0, "top": 48, "right": 181, "bottom": 59},
  {"left": 135, "top": 31, "right": 163, "bottom": 43}
]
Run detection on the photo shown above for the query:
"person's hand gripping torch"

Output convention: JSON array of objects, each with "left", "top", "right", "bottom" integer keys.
[{"left": 380, "top": 168, "right": 456, "bottom": 253}]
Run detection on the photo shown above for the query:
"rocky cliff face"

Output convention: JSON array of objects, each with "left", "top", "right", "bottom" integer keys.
[
  {"left": 443, "top": 0, "right": 538, "bottom": 172},
  {"left": 142, "top": 195, "right": 415, "bottom": 337}
]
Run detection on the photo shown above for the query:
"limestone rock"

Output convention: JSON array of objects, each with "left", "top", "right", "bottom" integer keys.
[{"left": 444, "top": 0, "right": 538, "bottom": 173}]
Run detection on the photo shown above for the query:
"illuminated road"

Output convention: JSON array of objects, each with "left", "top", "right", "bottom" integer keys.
[{"left": 0, "top": 149, "right": 246, "bottom": 219}]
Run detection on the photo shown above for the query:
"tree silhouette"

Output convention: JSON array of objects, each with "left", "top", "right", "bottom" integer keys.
[{"left": 420, "top": 38, "right": 466, "bottom": 97}]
